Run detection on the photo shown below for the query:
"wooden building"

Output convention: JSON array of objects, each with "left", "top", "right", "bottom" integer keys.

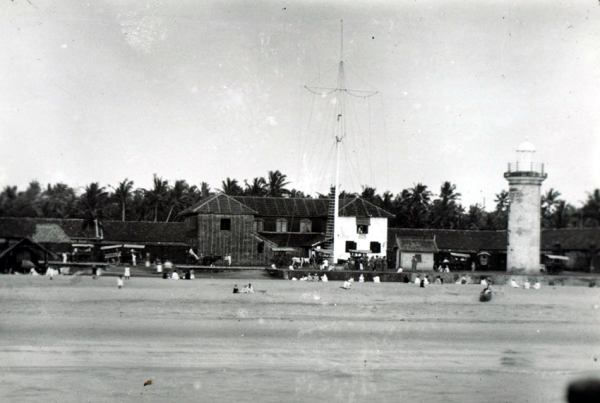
[
  {"left": 0, "top": 218, "right": 189, "bottom": 264},
  {"left": 180, "top": 193, "right": 393, "bottom": 266}
]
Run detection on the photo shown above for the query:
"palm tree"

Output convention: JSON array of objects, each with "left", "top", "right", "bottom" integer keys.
[
  {"left": 41, "top": 183, "right": 77, "bottom": 218},
  {"left": 541, "top": 188, "right": 562, "bottom": 228},
  {"left": 430, "top": 181, "right": 461, "bottom": 228},
  {"left": 266, "top": 170, "right": 290, "bottom": 197},
  {"left": 0, "top": 185, "right": 19, "bottom": 216},
  {"left": 200, "top": 182, "right": 212, "bottom": 198},
  {"left": 221, "top": 178, "right": 243, "bottom": 196},
  {"left": 494, "top": 190, "right": 510, "bottom": 212},
  {"left": 582, "top": 189, "right": 600, "bottom": 227},
  {"left": 145, "top": 174, "right": 170, "bottom": 222},
  {"left": 244, "top": 177, "right": 267, "bottom": 196},
  {"left": 401, "top": 183, "right": 432, "bottom": 228},
  {"left": 165, "top": 180, "right": 190, "bottom": 222},
  {"left": 111, "top": 178, "right": 134, "bottom": 222},
  {"left": 360, "top": 186, "right": 382, "bottom": 206},
  {"left": 79, "top": 182, "right": 108, "bottom": 238}
]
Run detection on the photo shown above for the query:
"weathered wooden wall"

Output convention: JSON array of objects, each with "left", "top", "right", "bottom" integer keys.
[{"left": 195, "top": 214, "right": 274, "bottom": 266}]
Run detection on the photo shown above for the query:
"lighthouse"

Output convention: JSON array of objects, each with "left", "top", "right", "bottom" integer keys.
[{"left": 504, "top": 141, "right": 547, "bottom": 273}]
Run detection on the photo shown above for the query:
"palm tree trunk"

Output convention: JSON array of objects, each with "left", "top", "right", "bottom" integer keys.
[
  {"left": 165, "top": 206, "right": 174, "bottom": 223},
  {"left": 154, "top": 203, "right": 158, "bottom": 222},
  {"left": 122, "top": 202, "right": 126, "bottom": 222}
]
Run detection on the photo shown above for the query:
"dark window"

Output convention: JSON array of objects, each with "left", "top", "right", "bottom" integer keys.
[
  {"left": 370, "top": 242, "right": 381, "bottom": 254},
  {"left": 300, "top": 219, "right": 312, "bottom": 233},
  {"left": 220, "top": 218, "right": 231, "bottom": 231},
  {"left": 345, "top": 241, "right": 357, "bottom": 252},
  {"left": 257, "top": 241, "right": 264, "bottom": 254},
  {"left": 357, "top": 225, "right": 369, "bottom": 234}
]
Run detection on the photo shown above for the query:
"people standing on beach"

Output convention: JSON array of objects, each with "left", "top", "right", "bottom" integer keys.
[
  {"left": 117, "top": 275, "right": 124, "bottom": 289},
  {"left": 225, "top": 253, "right": 232, "bottom": 266},
  {"left": 131, "top": 251, "right": 137, "bottom": 266},
  {"left": 124, "top": 266, "right": 131, "bottom": 280},
  {"left": 411, "top": 256, "right": 418, "bottom": 272},
  {"left": 420, "top": 277, "right": 426, "bottom": 288}
]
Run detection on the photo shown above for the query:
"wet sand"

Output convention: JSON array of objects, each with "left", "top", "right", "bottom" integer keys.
[{"left": 1, "top": 276, "right": 599, "bottom": 403}]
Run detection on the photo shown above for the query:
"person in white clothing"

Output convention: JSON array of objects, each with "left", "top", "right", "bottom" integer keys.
[
  {"left": 321, "top": 274, "right": 328, "bottom": 282},
  {"left": 358, "top": 274, "right": 364, "bottom": 283},
  {"left": 510, "top": 278, "right": 520, "bottom": 288},
  {"left": 523, "top": 279, "right": 531, "bottom": 289},
  {"left": 131, "top": 251, "right": 137, "bottom": 266},
  {"left": 414, "top": 276, "right": 421, "bottom": 286},
  {"left": 117, "top": 275, "right": 124, "bottom": 289},
  {"left": 171, "top": 271, "right": 180, "bottom": 280},
  {"left": 124, "top": 266, "right": 131, "bottom": 280},
  {"left": 533, "top": 281, "right": 541, "bottom": 290},
  {"left": 342, "top": 280, "right": 352, "bottom": 289}
]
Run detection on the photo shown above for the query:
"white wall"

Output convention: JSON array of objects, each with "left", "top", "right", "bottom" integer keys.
[
  {"left": 400, "top": 252, "right": 434, "bottom": 271},
  {"left": 507, "top": 176, "right": 545, "bottom": 273},
  {"left": 333, "top": 216, "right": 388, "bottom": 262}
]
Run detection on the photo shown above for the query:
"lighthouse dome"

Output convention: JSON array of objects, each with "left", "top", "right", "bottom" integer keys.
[{"left": 517, "top": 140, "right": 536, "bottom": 153}]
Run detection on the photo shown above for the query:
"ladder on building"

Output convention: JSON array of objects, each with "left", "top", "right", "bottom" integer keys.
[{"left": 323, "top": 187, "right": 336, "bottom": 253}]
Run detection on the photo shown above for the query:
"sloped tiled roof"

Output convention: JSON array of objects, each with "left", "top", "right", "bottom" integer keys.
[
  {"left": 0, "top": 218, "right": 186, "bottom": 245},
  {"left": 389, "top": 228, "right": 507, "bottom": 252},
  {"left": 184, "top": 195, "right": 394, "bottom": 219},
  {"left": 181, "top": 194, "right": 258, "bottom": 216},
  {"left": 339, "top": 197, "right": 395, "bottom": 218},
  {"left": 258, "top": 232, "right": 326, "bottom": 248},
  {"left": 32, "top": 224, "right": 71, "bottom": 243},
  {"left": 398, "top": 238, "right": 439, "bottom": 253},
  {"left": 233, "top": 197, "right": 329, "bottom": 217},
  {"left": 541, "top": 228, "right": 600, "bottom": 251}
]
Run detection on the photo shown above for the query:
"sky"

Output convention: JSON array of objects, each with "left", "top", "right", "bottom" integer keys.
[{"left": 1, "top": 0, "right": 599, "bottom": 210}]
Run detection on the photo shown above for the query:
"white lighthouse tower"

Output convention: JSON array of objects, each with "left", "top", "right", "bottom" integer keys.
[{"left": 504, "top": 141, "right": 547, "bottom": 273}]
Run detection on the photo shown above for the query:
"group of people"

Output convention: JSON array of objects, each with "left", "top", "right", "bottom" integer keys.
[
  {"left": 233, "top": 283, "right": 254, "bottom": 294},
  {"left": 510, "top": 278, "right": 541, "bottom": 289},
  {"left": 345, "top": 255, "right": 388, "bottom": 271}
]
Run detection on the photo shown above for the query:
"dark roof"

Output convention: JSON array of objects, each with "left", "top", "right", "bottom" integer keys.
[
  {"left": 541, "top": 228, "right": 600, "bottom": 251},
  {"left": 233, "top": 197, "right": 328, "bottom": 217},
  {"left": 0, "top": 218, "right": 187, "bottom": 245},
  {"left": 0, "top": 238, "right": 56, "bottom": 260},
  {"left": 258, "top": 232, "right": 326, "bottom": 248},
  {"left": 182, "top": 194, "right": 258, "bottom": 216},
  {"left": 184, "top": 195, "right": 394, "bottom": 219},
  {"left": 339, "top": 197, "right": 395, "bottom": 218},
  {"left": 389, "top": 228, "right": 507, "bottom": 252},
  {"left": 398, "top": 238, "right": 439, "bottom": 253},
  {"left": 32, "top": 224, "right": 71, "bottom": 243},
  {"left": 389, "top": 227, "right": 600, "bottom": 253}
]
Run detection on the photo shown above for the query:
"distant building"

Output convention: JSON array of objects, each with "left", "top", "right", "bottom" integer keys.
[
  {"left": 180, "top": 192, "right": 394, "bottom": 266},
  {"left": 0, "top": 218, "right": 189, "bottom": 264}
]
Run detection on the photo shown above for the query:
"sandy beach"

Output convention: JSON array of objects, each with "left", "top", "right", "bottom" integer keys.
[{"left": 1, "top": 275, "right": 599, "bottom": 403}]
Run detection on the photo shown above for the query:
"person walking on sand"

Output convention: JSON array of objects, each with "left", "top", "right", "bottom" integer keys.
[
  {"left": 117, "top": 275, "right": 124, "bottom": 289},
  {"left": 124, "top": 266, "right": 131, "bottom": 280}
]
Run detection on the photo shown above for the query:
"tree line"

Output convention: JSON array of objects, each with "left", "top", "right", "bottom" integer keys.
[{"left": 1, "top": 171, "right": 599, "bottom": 230}]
